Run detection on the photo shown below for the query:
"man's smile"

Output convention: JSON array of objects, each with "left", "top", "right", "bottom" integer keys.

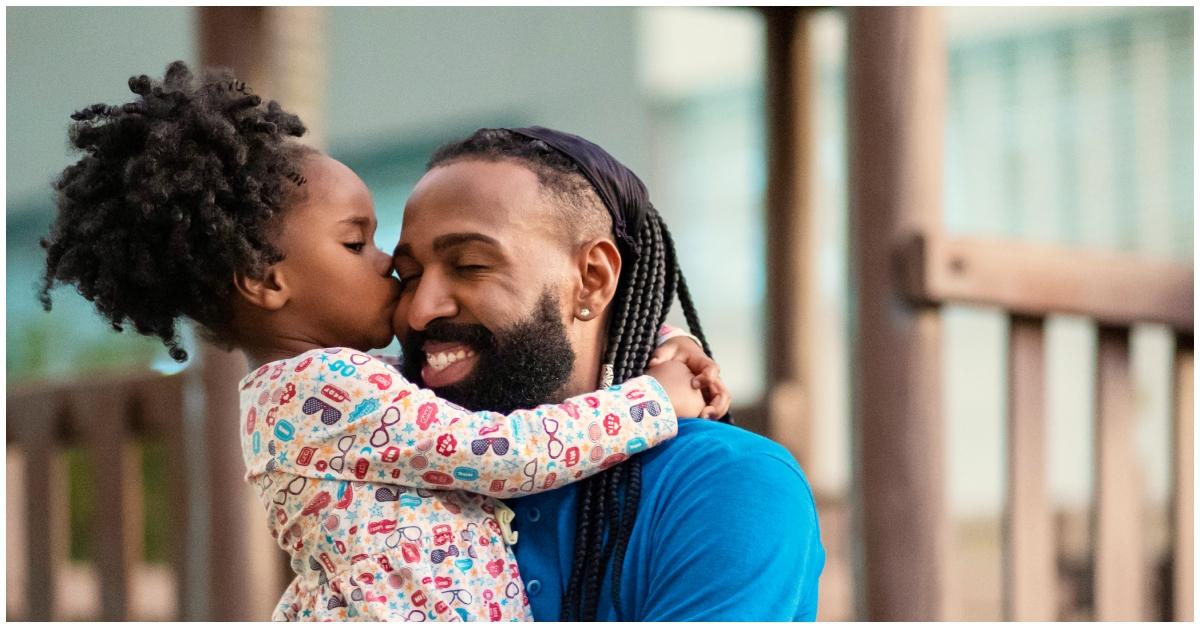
[{"left": 420, "top": 341, "right": 479, "bottom": 388}]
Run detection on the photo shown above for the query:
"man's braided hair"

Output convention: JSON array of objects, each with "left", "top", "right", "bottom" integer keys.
[
  {"left": 39, "top": 61, "right": 313, "bottom": 361},
  {"left": 427, "top": 128, "right": 716, "bottom": 620}
]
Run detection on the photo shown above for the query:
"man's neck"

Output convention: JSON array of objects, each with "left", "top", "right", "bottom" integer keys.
[{"left": 555, "top": 358, "right": 604, "bottom": 401}]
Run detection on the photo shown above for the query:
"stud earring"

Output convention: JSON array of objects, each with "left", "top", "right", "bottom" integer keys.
[{"left": 579, "top": 307, "right": 591, "bottom": 319}]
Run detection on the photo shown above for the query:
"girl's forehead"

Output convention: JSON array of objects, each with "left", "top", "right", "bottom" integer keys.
[{"left": 291, "top": 155, "right": 376, "bottom": 222}]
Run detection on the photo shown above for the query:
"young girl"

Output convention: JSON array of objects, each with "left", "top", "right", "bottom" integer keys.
[{"left": 40, "top": 62, "right": 728, "bottom": 621}]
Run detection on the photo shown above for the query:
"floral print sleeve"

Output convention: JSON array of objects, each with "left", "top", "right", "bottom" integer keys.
[{"left": 242, "top": 347, "right": 677, "bottom": 498}]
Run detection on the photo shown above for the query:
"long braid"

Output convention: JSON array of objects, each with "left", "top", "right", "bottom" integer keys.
[
  {"left": 595, "top": 463, "right": 626, "bottom": 618},
  {"left": 579, "top": 476, "right": 608, "bottom": 621},
  {"left": 562, "top": 479, "right": 595, "bottom": 619},
  {"left": 661, "top": 222, "right": 713, "bottom": 357},
  {"left": 571, "top": 209, "right": 705, "bottom": 620},
  {"left": 609, "top": 453, "right": 642, "bottom": 617}
]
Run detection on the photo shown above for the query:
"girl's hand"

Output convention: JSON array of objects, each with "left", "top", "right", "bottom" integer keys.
[
  {"left": 648, "top": 336, "right": 730, "bottom": 419},
  {"left": 646, "top": 359, "right": 705, "bottom": 419}
]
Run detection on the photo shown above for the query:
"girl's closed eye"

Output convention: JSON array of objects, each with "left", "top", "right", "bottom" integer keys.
[{"left": 345, "top": 241, "right": 366, "bottom": 253}]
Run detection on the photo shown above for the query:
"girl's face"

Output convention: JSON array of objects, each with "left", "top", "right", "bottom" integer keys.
[{"left": 270, "top": 153, "right": 401, "bottom": 351}]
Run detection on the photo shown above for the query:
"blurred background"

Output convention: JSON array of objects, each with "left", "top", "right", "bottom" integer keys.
[{"left": 5, "top": 6, "right": 1193, "bottom": 621}]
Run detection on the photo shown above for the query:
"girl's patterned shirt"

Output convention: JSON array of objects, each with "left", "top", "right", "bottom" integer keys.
[{"left": 239, "top": 347, "right": 678, "bottom": 621}]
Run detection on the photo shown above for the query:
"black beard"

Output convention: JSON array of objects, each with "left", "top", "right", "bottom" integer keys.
[{"left": 399, "top": 291, "right": 575, "bottom": 414}]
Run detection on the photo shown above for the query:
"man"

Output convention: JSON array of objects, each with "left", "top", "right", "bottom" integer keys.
[{"left": 391, "top": 127, "right": 824, "bottom": 620}]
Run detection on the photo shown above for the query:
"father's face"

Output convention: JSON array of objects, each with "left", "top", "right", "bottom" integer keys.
[{"left": 392, "top": 160, "right": 586, "bottom": 412}]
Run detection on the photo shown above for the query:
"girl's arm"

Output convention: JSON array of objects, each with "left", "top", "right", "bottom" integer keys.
[{"left": 246, "top": 347, "right": 678, "bottom": 497}]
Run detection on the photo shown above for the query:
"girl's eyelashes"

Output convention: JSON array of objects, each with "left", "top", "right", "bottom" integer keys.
[{"left": 345, "top": 242, "right": 366, "bottom": 253}]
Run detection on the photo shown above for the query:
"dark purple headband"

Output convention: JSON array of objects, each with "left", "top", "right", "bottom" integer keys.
[{"left": 508, "top": 126, "right": 646, "bottom": 261}]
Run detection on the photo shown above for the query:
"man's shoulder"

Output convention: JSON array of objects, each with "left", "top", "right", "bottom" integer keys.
[
  {"left": 639, "top": 418, "right": 814, "bottom": 500},
  {"left": 632, "top": 419, "right": 825, "bottom": 621},
  {"left": 644, "top": 418, "right": 803, "bottom": 470}
]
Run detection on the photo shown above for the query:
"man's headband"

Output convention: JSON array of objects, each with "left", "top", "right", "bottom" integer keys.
[{"left": 508, "top": 126, "right": 647, "bottom": 262}]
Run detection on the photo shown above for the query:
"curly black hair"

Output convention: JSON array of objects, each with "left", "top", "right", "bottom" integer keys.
[{"left": 39, "top": 60, "right": 314, "bottom": 362}]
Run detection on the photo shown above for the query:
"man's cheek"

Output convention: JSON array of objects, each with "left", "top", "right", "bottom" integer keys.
[{"left": 392, "top": 296, "right": 412, "bottom": 335}]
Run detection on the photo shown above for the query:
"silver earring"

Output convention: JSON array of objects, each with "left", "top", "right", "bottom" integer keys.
[{"left": 579, "top": 307, "right": 591, "bottom": 318}]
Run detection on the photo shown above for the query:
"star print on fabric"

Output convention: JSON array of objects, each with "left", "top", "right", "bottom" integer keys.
[{"left": 239, "top": 348, "right": 678, "bottom": 621}]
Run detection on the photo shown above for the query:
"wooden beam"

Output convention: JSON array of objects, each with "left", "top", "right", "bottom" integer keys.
[
  {"left": 1170, "top": 333, "right": 1193, "bottom": 621},
  {"left": 198, "top": 9, "right": 271, "bottom": 621},
  {"left": 198, "top": 7, "right": 268, "bottom": 93},
  {"left": 1003, "top": 316, "right": 1056, "bottom": 620},
  {"left": 135, "top": 377, "right": 192, "bottom": 621},
  {"left": 763, "top": 7, "right": 819, "bottom": 472},
  {"left": 74, "top": 386, "right": 141, "bottom": 621},
  {"left": 848, "top": 6, "right": 948, "bottom": 620},
  {"left": 1093, "top": 326, "right": 1145, "bottom": 620},
  {"left": 15, "top": 402, "right": 67, "bottom": 620},
  {"left": 198, "top": 7, "right": 327, "bottom": 619},
  {"left": 903, "top": 234, "right": 1193, "bottom": 332}
]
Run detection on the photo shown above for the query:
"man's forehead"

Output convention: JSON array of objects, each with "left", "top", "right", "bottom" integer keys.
[{"left": 399, "top": 159, "right": 559, "bottom": 247}]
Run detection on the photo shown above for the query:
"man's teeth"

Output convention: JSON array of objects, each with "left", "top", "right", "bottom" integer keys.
[{"left": 426, "top": 349, "right": 476, "bottom": 371}]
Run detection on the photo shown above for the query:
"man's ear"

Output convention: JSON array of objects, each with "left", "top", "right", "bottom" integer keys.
[
  {"left": 233, "top": 265, "right": 290, "bottom": 311},
  {"left": 574, "top": 238, "right": 621, "bottom": 321}
]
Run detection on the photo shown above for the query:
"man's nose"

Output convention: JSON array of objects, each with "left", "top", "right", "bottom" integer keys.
[{"left": 406, "top": 272, "right": 458, "bottom": 331}]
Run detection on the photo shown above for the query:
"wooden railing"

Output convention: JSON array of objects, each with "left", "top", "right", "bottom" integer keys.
[
  {"left": 904, "top": 233, "right": 1194, "bottom": 621},
  {"left": 6, "top": 345, "right": 289, "bottom": 621},
  {"left": 843, "top": 7, "right": 1193, "bottom": 620},
  {"left": 7, "top": 371, "right": 190, "bottom": 620}
]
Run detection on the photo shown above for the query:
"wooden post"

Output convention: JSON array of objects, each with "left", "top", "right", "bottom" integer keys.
[
  {"left": 763, "top": 7, "right": 819, "bottom": 471},
  {"left": 266, "top": 7, "right": 327, "bottom": 149},
  {"left": 197, "top": 7, "right": 326, "bottom": 619},
  {"left": 1003, "top": 316, "right": 1055, "bottom": 620},
  {"left": 1170, "top": 332, "right": 1193, "bottom": 621},
  {"left": 14, "top": 400, "right": 67, "bottom": 620},
  {"left": 848, "top": 6, "right": 947, "bottom": 620},
  {"left": 197, "top": 10, "right": 267, "bottom": 619},
  {"left": 75, "top": 386, "right": 143, "bottom": 621},
  {"left": 136, "top": 377, "right": 192, "bottom": 621},
  {"left": 1092, "top": 325, "right": 1144, "bottom": 620}
]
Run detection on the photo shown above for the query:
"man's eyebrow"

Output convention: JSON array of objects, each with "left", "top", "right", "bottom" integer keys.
[
  {"left": 392, "top": 233, "right": 502, "bottom": 258},
  {"left": 432, "top": 232, "right": 501, "bottom": 252}
]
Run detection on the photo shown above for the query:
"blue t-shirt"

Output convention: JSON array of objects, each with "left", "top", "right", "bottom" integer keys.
[{"left": 508, "top": 419, "right": 825, "bottom": 621}]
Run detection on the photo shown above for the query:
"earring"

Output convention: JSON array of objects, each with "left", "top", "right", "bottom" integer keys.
[{"left": 579, "top": 307, "right": 591, "bottom": 319}]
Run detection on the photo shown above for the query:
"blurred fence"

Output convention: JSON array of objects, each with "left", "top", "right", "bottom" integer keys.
[
  {"left": 8, "top": 372, "right": 190, "bottom": 620},
  {"left": 5, "top": 346, "right": 288, "bottom": 621}
]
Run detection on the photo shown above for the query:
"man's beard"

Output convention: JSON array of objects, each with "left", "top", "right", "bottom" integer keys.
[{"left": 399, "top": 290, "right": 576, "bottom": 414}]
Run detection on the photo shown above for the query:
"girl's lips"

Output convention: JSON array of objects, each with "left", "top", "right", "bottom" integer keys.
[{"left": 421, "top": 351, "right": 480, "bottom": 388}]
